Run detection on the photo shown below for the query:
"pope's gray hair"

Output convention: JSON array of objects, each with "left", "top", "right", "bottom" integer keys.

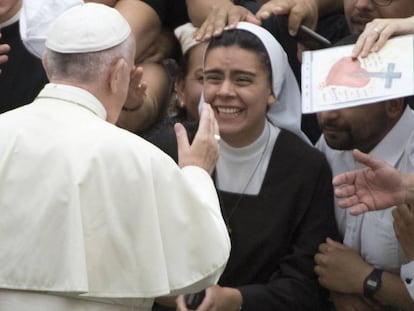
[{"left": 45, "top": 34, "right": 135, "bottom": 84}]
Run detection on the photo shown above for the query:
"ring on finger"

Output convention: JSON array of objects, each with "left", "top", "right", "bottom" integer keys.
[{"left": 214, "top": 134, "right": 221, "bottom": 142}]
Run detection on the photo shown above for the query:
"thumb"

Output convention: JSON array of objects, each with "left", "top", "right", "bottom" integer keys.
[
  {"left": 174, "top": 122, "right": 190, "bottom": 155},
  {"left": 326, "top": 237, "right": 348, "bottom": 250}
]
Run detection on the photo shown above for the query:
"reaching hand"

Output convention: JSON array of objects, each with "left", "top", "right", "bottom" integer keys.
[
  {"left": 352, "top": 16, "right": 414, "bottom": 58},
  {"left": 256, "top": 0, "right": 318, "bottom": 36},
  {"left": 332, "top": 149, "right": 405, "bottom": 215},
  {"left": 123, "top": 66, "right": 147, "bottom": 111},
  {"left": 176, "top": 103, "right": 220, "bottom": 175},
  {"left": 314, "top": 238, "right": 372, "bottom": 294},
  {"left": 194, "top": 3, "right": 260, "bottom": 41}
]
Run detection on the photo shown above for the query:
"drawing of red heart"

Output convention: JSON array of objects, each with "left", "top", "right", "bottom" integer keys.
[{"left": 325, "top": 57, "right": 370, "bottom": 88}]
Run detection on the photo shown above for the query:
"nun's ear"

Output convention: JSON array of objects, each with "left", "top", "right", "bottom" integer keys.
[{"left": 267, "top": 93, "right": 276, "bottom": 106}]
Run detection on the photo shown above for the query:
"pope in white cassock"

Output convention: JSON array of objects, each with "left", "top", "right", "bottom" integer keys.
[{"left": 0, "top": 3, "right": 230, "bottom": 310}]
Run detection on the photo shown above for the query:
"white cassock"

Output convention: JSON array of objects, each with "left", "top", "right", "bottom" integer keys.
[{"left": 0, "top": 84, "right": 230, "bottom": 310}]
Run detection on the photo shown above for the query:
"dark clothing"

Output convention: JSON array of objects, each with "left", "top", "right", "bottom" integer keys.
[
  {"left": 140, "top": 0, "right": 189, "bottom": 29},
  {"left": 220, "top": 130, "right": 337, "bottom": 310},
  {"left": 149, "top": 126, "right": 338, "bottom": 310},
  {"left": 317, "top": 13, "right": 351, "bottom": 46},
  {"left": 0, "top": 21, "right": 48, "bottom": 113}
]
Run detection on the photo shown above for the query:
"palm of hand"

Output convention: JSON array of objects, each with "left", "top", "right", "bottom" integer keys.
[
  {"left": 356, "top": 166, "right": 404, "bottom": 211},
  {"left": 125, "top": 67, "right": 146, "bottom": 110}
]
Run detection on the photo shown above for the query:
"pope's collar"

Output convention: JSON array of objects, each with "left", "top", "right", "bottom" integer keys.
[{"left": 36, "top": 83, "right": 107, "bottom": 120}]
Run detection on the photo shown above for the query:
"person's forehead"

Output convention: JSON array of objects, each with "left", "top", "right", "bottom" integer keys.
[
  {"left": 188, "top": 43, "right": 206, "bottom": 64},
  {"left": 320, "top": 101, "right": 385, "bottom": 116},
  {"left": 205, "top": 46, "right": 261, "bottom": 63},
  {"left": 346, "top": 103, "right": 388, "bottom": 117}
]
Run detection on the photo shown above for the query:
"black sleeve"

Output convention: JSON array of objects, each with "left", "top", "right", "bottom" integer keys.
[
  {"left": 139, "top": 0, "right": 189, "bottom": 28},
  {"left": 142, "top": 118, "right": 198, "bottom": 163}
]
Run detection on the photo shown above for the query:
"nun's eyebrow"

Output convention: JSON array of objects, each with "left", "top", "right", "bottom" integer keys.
[
  {"left": 204, "top": 69, "right": 222, "bottom": 74},
  {"left": 231, "top": 70, "right": 256, "bottom": 77},
  {"left": 204, "top": 68, "right": 256, "bottom": 76}
]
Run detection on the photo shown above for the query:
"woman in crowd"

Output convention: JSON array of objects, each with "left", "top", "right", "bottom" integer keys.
[
  {"left": 152, "top": 22, "right": 339, "bottom": 311},
  {"left": 173, "top": 22, "right": 207, "bottom": 121}
]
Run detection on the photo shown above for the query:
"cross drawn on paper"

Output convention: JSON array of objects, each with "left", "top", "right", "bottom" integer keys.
[
  {"left": 354, "top": 63, "right": 401, "bottom": 89},
  {"left": 352, "top": 63, "right": 402, "bottom": 88}
]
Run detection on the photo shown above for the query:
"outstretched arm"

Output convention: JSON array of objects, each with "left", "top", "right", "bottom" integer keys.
[
  {"left": 332, "top": 149, "right": 409, "bottom": 215},
  {"left": 114, "top": 0, "right": 161, "bottom": 62}
]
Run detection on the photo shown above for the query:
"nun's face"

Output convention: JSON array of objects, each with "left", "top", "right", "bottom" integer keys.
[{"left": 203, "top": 46, "right": 275, "bottom": 147}]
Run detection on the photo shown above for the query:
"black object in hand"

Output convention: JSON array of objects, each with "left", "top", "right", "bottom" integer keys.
[{"left": 185, "top": 289, "right": 206, "bottom": 309}]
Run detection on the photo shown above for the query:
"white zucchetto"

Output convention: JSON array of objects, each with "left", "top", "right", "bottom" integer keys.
[{"left": 45, "top": 3, "right": 131, "bottom": 54}]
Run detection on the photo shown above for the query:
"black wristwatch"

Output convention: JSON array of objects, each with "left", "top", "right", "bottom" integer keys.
[{"left": 363, "top": 268, "right": 383, "bottom": 298}]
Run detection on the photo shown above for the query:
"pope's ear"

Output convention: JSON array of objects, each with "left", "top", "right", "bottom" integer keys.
[
  {"left": 109, "top": 58, "right": 128, "bottom": 94},
  {"left": 41, "top": 55, "right": 48, "bottom": 71},
  {"left": 41, "top": 55, "right": 52, "bottom": 81}
]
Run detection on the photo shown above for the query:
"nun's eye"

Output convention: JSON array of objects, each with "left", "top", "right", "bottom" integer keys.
[
  {"left": 196, "top": 75, "right": 204, "bottom": 83},
  {"left": 235, "top": 75, "right": 253, "bottom": 86},
  {"left": 204, "top": 74, "right": 223, "bottom": 84}
]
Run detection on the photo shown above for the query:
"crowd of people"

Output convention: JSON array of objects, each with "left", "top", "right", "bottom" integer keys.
[{"left": 1, "top": 0, "right": 414, "bottom": 310}]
